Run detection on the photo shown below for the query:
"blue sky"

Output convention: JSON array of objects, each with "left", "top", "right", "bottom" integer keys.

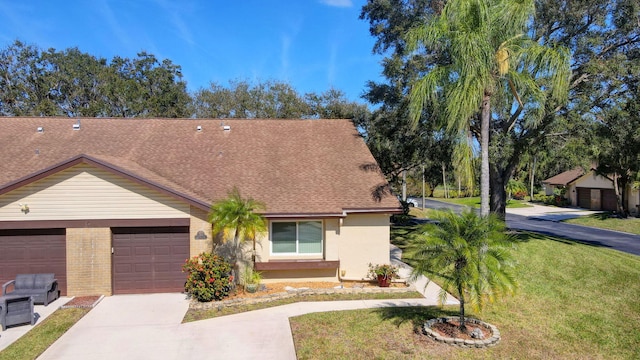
[{"left": 0, "top": 0, "right": 383, "bottom": 102}]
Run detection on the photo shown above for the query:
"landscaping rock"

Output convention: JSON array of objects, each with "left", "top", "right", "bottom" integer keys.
[{"left": 470, "top": 327, "right": 485, "bottom": 339}]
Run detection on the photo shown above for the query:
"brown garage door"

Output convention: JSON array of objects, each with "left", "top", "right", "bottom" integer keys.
[
  {"left": 577, "top": 188, "right": 591, "bottom": 209},
  {"left": 602, "top": 189, "right": 618, "bottom": 212},
  {"left": 112, "top": 227, "right": 189, "bottom": 294},
  {"left": 0, "top": 229, "right": 67, "bottom": 295}
]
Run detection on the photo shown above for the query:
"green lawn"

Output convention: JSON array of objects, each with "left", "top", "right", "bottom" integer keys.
[
  {"left": 0, "top": 308, "right": 90, "bottom": 360},
  {"left": 435, "top": 196, "right": 532, "bottom": 208},
  {"left": 563, "top": 213, "right": 640, "bottom": 235},
  {"left": 291, "top": 231, "right": 640, "bottom": 359}
]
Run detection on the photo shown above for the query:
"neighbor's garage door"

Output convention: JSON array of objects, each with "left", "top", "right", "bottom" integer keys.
[
  {"left": 112, "top": 227, "right": 189, "bottom": 294},
  {"left": 0, "top": 229, "right": 67, "bottom": 295},
  {"left": 602, "top": 189, "right": 617, "bottom": 212},
  {"left": 577, "top": 188, "right": 591, "bottom": 209}
]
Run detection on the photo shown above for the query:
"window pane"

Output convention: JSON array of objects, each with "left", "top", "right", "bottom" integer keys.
[
  {"left": 272, "top": 222, "right": 296, "bottom": 253},
  {"left": 298, "top": 221, "right": 322, "bottom": 254}
]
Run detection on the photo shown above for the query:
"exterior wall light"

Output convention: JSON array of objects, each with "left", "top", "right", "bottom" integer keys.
[{"left": 19, "top": 203, "right": 29, "bottom": 214}]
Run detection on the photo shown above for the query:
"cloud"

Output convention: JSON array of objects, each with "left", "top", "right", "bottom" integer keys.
[
  {"left": 319, "top": 0, "right": 353, "bottom": 8},
  {"left": 96, "top": 0, "right": 134, "bottom": 52},
  {"left": 154, "top": 0, "right": 195, "bottom": 46},
  {"left": 280, "top": 34, "right": 291, "bottom": 80}
]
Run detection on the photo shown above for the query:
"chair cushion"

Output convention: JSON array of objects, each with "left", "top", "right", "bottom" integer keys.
[
  {"left": 34, "top": 274, "right": 54, "bottom": 289},
  {"left": 14, "top": 275, "right": 35, "bottom": 291}
]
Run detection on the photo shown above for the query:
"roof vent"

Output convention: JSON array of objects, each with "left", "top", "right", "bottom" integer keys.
[
  {"left": 37, "top": 126, "right": 44, "bottom": 133},
  {"left": 73, "top": 119, "right": 81, "bottom": 130},
  {"left": 196, "top": 125, "right": 202, "bottom": 132},
  {"left": 223, "top": 125, "right": 231, "bottom": 131}
]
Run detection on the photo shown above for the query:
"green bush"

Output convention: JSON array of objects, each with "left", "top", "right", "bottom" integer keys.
[
  {"left": 183, "top": 252, "right": 233, "bottom": 302},
  {"left": 535, "top": 194, "right": 570, "bottom": 207}
]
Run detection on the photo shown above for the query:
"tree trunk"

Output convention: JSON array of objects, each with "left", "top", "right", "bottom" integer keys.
[
  {"left": 402, "top": 169, "right": 407, "bottom": 201},
  {"left": 480, "top": 92, "right": 491, "bottom": 217},
  {"left": 458, "top": 285, "right": 467, "bottom": 332},
  {"left": 613, "top": 174, "right": 627, "bottom": 217},
  {"left": 422, "top": 165, "right": 426, "bottom": 210},
  {"left": 490, "top": 169, "right": 507, "bottom": 219},
  {"left": 530, "top": 156, "right": 536, "bottom": 202},
  {"left": 442, "top": 163, "right": 448, "bottom": 198}
]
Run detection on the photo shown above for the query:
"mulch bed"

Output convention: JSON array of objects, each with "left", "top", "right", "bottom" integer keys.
[
  {"left": 431, "top": 319, "right": 491, "bottom": 340},
  {"left": 226, "top": 281, "right": 408, "bottom": 300},
  {"left": 61, "top": 295, "right": 103, "bottom": 308}
]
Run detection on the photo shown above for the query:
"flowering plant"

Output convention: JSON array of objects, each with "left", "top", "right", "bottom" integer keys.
[
  {"left": 182, "top": 252, "right": 232, "bottom": 302},
  {"left": 367, "top": 263, "right": 399, "bottom": 280}
]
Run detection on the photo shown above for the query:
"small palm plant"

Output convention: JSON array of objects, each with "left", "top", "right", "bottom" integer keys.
[
  {"left": 208, "top": 187, "right": 266, "bottom": 280},
  {"left": 407, "top": 209, "right": 518, "bottom": 332}
]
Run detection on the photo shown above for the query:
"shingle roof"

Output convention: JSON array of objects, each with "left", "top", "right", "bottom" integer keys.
[
  {"left": 0, "top": 117, "right": 400, "bottom": 216},
  {"left": 542, "top": 167, "right": 585, "bottom": 186}
]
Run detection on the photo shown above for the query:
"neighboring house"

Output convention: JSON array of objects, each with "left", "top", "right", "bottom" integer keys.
[
  {"left": 543, "top": 168, "right": 640, "bottom": 214},
  {"left": 0, "top": 117, "right": 400, "bottom": 296}
]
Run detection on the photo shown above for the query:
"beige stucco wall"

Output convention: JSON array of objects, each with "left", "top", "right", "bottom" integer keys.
[
  {"left": 567, "top": 184, "right": 577, "bottom": 205},
  {"left": 336, "top": 213, "right": 391, "bottom": 280},
  {"left": 0, "top": 163, "right": 190, "bottom": 221},
  {"left": 626, "top": 187, "right": 640, "bottom": 215},
  {"left": 574, "top": 172, "right": 614, "bottom": 189},
  {"left": 257, "top": 213, "right": 391, "bottom": 283},
  {"left": 66, "top": 227, "right": 112, "bottom": 296}
]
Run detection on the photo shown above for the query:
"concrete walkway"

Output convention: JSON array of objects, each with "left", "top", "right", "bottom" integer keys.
[{"left": 0, "top": 297, "right": 71, "bottom": 352}]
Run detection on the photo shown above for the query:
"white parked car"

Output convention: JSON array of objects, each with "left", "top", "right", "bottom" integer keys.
[{"left": 397, "top": 196, "right": 419, "bottom": 207}]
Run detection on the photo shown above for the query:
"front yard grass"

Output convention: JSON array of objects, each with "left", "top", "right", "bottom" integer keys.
[
  {"left": 291, "top": 231, "right": 640, "bottom": 359},
  {"left": 0, "top": 308, "right": 90, "bottom": 360},
  {"left": 563, "top": 213, "right": 640, "bottom": 235}
]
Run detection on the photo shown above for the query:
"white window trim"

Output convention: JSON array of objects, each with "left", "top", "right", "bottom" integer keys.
[{"left": 270, "top": 220, "right": 324, "bottom": 256}]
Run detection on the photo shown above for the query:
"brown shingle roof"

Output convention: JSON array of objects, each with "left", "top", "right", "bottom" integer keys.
[
  {"left": 0, "top": 117, "right": 399, "bottom": 216},
  {"left": 542, "top": 167, "right": 585, "bottom": 186}
]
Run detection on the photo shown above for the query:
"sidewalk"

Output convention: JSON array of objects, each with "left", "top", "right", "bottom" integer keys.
[{"left": 391, "top": 244, "right": 458, "bottom": 305}]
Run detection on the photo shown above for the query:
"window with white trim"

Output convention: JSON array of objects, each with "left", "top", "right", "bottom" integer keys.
[{"left": 271, "top": 221, "right": 323, "bottom": 255}]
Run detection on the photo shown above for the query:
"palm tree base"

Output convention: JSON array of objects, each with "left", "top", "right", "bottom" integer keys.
[{"left": 423, "top": 317, "right": 501, "bottom": 348}]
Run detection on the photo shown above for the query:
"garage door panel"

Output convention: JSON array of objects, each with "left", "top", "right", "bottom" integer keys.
[
  {"left": 112, "top": 227, "right": 188, "bottom": 294},
  {"left": 135, "top": 246, "right": 152, "bottom": 256},
  {"left": 0, "top": 229, "right": 67, "bottom": 296}
]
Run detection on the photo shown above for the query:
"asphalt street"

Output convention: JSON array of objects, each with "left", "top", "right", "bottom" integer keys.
[{"left": 418, "top": 198, "right": 640, "bottom": 256}]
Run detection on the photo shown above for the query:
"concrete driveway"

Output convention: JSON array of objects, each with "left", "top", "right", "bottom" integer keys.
[{"left": 37, "top": 293, "right": 445, "bottom": 360}]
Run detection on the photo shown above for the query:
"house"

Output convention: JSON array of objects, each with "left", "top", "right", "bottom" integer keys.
[
  {"left": 0, "top": 117, "right": 400, "bottom": 296},
  {"left": 543, "top": 168, "right": 640, "bottom": 214}
]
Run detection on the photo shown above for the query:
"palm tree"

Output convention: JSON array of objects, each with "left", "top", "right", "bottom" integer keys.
[
  {"left": 407, "top": 209, "right": 517, "bottom": 331},
  {"left": 407, "top": 0, "right": 569, "bottom": 216},
  {"left": 208, "top": 187, "right": 267, "bottom": 274}
]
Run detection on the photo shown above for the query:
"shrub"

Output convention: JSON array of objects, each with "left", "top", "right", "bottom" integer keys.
[
  {"left": 513, "top": 190, "right": 527, "bottom": 200},
  {"left": 183, "top": 252, "right": 233, "bottom": 302}
]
